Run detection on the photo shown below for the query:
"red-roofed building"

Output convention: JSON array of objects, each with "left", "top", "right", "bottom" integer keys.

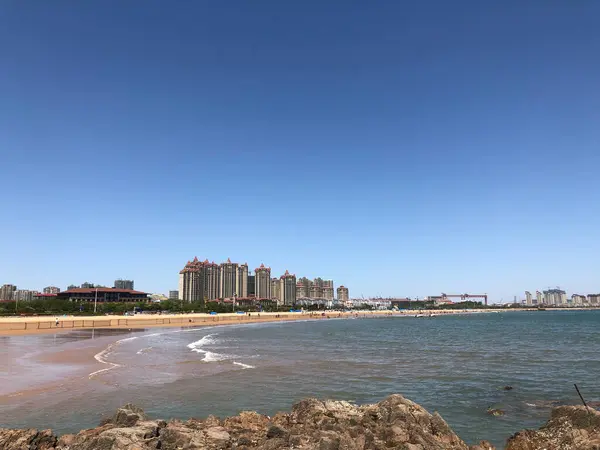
[{"left": 56, "top": 288, "right": 149, "bottom": 303}]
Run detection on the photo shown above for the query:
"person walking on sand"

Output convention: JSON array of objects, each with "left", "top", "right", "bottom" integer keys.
[{"left": 55, "top": 317, "right": 59, "bottom": 327}]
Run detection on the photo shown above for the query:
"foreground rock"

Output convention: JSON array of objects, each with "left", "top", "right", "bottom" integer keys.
[
  {"left": 506, "top": 405, "right": 600, "bottom": 449},
  {"left": 0, "top": 395, "right": 493, "bottom": 450}
]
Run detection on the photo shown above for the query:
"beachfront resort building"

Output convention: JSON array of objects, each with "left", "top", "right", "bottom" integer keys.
[
  {"left": 255, "top": 264, "right": 271, "bottom": 299},
  {"left": 337, "top": 286, "right": 349, "bottom": 301},
  {"left": 56, "top": 288, "right": 149, "bottom": 303}
]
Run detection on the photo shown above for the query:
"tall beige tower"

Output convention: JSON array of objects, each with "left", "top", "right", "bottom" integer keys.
[
  {"left": 280, "top": 270, "right": 297, "bottom": 306},
  {"left": 219, "top": 259, "right": 238, "bottom": 298},
  {"left": 255, "top": 264, "right": 271, "bottom": 299},
  {"left": 271, "top": 277, "right": 281, "bottom": 302},
  {"left": 237, "top": 263, "right": 249, "bottom": 298},
  {"left": 178, "top": 257, "right": 204, "bottom": 303},
  {"left": 337, "top": 286, "right": 349, "bottom": 301}
]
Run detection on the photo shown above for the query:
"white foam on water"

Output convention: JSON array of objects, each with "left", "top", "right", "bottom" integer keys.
[
  {"left": 89, "top": 342, "right": 122, "bottom": 378},
  {"left": 233, "top": 361, "right": 255, "bottom": 369},
  {"left": 186, "top": 333, "right": 231, "bottom": 362},
  {"left": 117, "top": 336, "right": 139, "bottom": 343},
  {"left": 187, "top": 334, "right": 216, "bottom": 350},
  {"left": 202, "top": 351, "right": 228, "bottom": 362},
  {"left": 136, "top": 346, "right": 153, "bottom": 355}
]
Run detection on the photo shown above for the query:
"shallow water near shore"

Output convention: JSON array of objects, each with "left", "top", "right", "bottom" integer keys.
[{"left": 1, "top": 310, "right": 599, "bottom": 448}]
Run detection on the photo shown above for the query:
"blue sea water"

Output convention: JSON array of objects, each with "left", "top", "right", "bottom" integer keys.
[{"left": 1, "top": 310, "right": 599, "bottom": 448}]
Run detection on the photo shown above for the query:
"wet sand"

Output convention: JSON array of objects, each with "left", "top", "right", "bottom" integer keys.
[{"left": 0, "top": 309, "right": 532, "bottom": 337}]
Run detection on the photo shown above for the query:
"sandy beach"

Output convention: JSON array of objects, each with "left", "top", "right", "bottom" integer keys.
[{"left": 0, "top": 308, "right": 531, "bottom": 336}]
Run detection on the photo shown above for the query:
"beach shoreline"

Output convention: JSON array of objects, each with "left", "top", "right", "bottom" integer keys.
[{"left": 0, "top": 307, "right": 552, "bottom": 336}]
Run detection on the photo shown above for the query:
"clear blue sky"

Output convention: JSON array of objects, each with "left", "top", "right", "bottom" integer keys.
[{"left": 1, "top": 1, "right": 599, "bottom": 301}]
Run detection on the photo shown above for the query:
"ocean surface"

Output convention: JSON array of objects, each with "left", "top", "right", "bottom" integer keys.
[{"left": 1, "top": 310, "right": 600, "bottom": 448}]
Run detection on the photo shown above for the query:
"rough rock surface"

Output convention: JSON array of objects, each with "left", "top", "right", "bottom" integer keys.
[
  {"left": 506, "top": 405, "right": 600, "bottom": 450},
  {"left": 0, "top": 395, "right": 495, "bottom": 450}
]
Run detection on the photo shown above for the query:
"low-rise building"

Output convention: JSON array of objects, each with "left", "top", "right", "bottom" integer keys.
[
  {"left": 56, "top": 288, "right": 149, "bottom": 303},
  {"left": 169, "top": 290, "right": 179, "bottom": 300}
]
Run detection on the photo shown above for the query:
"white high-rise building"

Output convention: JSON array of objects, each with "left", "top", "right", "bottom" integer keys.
[{"left": 525, "top": 291, "right": 532, "bottom": 306}]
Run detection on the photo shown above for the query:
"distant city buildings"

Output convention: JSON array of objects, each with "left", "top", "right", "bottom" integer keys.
[
  {"left": 13, "top": 289, "right": 35, "bottom": 302},
  {"left": 114, "top": 279, "right": 134, "bottom": 290},
  {"left": 43, "top": 286, "right": 60, "bottom": 294},
  {"left": 81, "top": 282, "right": 95, "bottom": 289},
  {"left": 169, "top": 290, "right": 179, "bottom": 300},
  {"left": 0, "top": 284, "right": 16, "bottom": 301},
  {"left": 523, "top": 289, "right": 600, "bottom": 307}
]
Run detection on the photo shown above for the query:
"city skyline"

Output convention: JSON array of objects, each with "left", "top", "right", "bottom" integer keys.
[{"left": 1, "top": 2, "right": 600, "bottom": 300}]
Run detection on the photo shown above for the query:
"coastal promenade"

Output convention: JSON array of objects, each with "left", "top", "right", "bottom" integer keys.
[{"left": 0, "top": 309, "right": 535, "bottom": 336}]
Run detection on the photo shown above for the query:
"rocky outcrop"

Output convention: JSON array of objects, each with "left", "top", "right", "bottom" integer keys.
[
  {"left": 506, "top": 405, "right": 600, "bottom": 449},
  {"left": 0, "top": 395, "right": 494, "bottom": 450}
]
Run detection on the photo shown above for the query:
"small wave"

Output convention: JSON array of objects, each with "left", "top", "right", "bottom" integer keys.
[
  {"left": 136, "top": 347, "right": 153, "bottom": 355},
  {"left": 117, "top": 336, "right": 139, "bottom": 343},
  {"left": 203, "top": 351, "right": 228, "bottom": 362},
  {"left": 187, "top": 334, "right": 217, "bottom": 351},
  {"left": 233, "top": 361, "right": 255, "bottom": 369},
  {"left": 89, "top": 342, "right": 122, "bottom": 378}
]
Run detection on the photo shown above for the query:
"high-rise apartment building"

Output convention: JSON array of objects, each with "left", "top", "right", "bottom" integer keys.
[
  {"left": 81, "top": 282, "right": 95, "bottom": 289},
  {"left": 0, "top": 284, "right": 16, "bottom": 301},
  {"left": 43, "top": 286, "right": 61, "bottom": 294},
  {"left": 169, "top": 290, "right": 179, "bottom": 300},
  {"left": 535, "top": 291, "right": 542, "bottom": 305},
  {"left": 203, "top": 260, "right": 220, "bottom": 300},
  {"left": 179, "top": 257, "right": 204, "bottom": 303},
  {"left": 572, "top": 294, "right": 586, "bottom": 306},
  {"left": 280, "top": 270, "right": 297, "bottom": 305},
  {"left": 587, "top": 294, "right": 600, "bottom": 305},
  {"left": 296, "top": 277, "right": 312, "bottom": 298},
  {"left": 237, "top": 263, "right": 249, "bottom": 298},
  {"left": 543, "top": 289, "right": 566, "bottom": 306},
  {"left": 271, "top": 278, "right": 281, "bottom": 301},
  {"left": 114, "top": 279, "right": 134, "bottom": 290},
  {"left": 525, "top": 291, "right": 532, "bottom": 306},
  {"left": 247, "top": 275, "right": 255, "bottom": 297},
  {"left": 255, "top": 264, "right": 271, "bottom": 299},
  {"left": 323, "top": 280, "right": 334, "bottom": 300},
  {"left": 337, "top": 286, "right": 349, "bottom": 301},
  {"left": 219, "top": 259, "right": 239, "bottom": 298},
  {"left": 179, "top": 257, "right": 249, "bottom": 302}
]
